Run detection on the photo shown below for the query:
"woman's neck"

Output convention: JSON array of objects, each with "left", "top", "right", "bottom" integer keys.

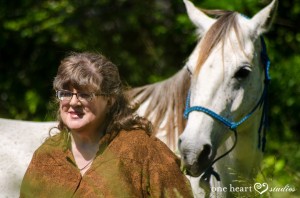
[
  {"left": 70, "top": 129, "right": 104, "bottom": 156},
  {"left": 71, "top": 131, "right": 103, "bottom": 175},
  {"left": 71, "top": 122, "right": 106, "bottom": 146}
]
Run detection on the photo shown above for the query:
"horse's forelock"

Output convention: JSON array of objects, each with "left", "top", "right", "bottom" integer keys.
[{"left": 194, "top": 11, "right": 241, "bottom": 78}]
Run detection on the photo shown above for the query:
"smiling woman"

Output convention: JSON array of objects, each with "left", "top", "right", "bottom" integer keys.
[{"left": 20, "top": 52, "right": 193, "bottom": 197}]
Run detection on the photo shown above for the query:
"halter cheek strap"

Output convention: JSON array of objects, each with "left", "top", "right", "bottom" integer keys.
[
  {"left": 184, "top": 87, "right": 266, "bottom": 131},
  {"left": 183, "top": 36, "right": 271, "bottom": 181}
]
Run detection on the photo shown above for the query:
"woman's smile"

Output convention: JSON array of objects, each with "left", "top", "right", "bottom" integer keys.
[{"left": 68, "top": 109, "right": 84, "bottom": 119}]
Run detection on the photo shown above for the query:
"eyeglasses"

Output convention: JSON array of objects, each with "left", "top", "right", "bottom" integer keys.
[{"left": 56, "top": 90, "right": 103, "bottom": 102}]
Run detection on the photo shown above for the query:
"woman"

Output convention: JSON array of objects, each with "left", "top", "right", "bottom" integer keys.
[{"left": 20, "top": 52, "right": 193, "bottom": 197}]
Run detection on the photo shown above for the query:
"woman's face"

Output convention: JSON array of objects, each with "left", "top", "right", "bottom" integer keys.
[{"left": 59, "top": 88, "right": 110, "bottom": 134}]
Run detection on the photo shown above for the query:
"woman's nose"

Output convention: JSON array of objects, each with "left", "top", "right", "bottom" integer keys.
[{"left": 69, "top": 93, "right": 81, "bottom": 106}]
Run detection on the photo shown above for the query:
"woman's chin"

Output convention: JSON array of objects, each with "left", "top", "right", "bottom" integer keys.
[{"left": 65, "top": 120, "right": 86, "bottom": 132}]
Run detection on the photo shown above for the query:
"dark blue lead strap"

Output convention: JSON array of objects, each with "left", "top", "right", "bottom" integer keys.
[{"left": 259, "top": 36, "right": 271, "bottom": 152}]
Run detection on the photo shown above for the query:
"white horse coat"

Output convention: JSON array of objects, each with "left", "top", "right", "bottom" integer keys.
[{"left": 0, "top": 119, "right": 56, "bottom": 197}]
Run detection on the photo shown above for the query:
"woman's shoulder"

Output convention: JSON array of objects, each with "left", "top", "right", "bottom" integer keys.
[
  {"left": 34, "top": 133, "right": 67, "bottom": 155},
  {"left": 112, "top": 129, "right": 160, "bottom": 149},
  {"left": 116, "top": 129, "right": 150, "bottom": 141},
  {"left": 109, "top": 129, "right": 179, "bottom": 164}
]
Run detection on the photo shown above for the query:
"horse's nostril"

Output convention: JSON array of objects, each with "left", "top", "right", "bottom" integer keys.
[
  {"left": 178, "top": 138, "right": 182, "bottom": 147},
  {"left": 178, "top": 138, "right": 189, "bottom": 160},
  {"left": 198, "top": 144, "right": 212, "bottom": 161}
]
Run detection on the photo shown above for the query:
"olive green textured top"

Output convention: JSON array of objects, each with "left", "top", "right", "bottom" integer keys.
[{"left": 20, "top": 129, "right": 193, "bottom": 198}]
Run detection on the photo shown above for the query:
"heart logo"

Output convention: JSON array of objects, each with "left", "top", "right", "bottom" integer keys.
[{"left": 254, "top": 182, "right": 269, "bottom": 194}]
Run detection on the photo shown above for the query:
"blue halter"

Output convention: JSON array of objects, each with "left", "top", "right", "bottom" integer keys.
[{"left": 184, "top": 37, "right": 270, "bottom": 152}]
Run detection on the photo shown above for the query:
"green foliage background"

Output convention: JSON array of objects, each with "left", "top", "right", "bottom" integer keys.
[{"left": 0, "top": 0, "right": 299, "bottom": 197}]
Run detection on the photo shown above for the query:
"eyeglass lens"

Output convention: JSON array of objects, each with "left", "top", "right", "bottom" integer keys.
[{"left": 57, "top": 90, "right": 93, "bottom": 102}]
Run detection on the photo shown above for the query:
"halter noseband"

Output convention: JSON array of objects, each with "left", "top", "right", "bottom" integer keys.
[{"left": 183, "top": 37, "right": 271, "bottom": 181}]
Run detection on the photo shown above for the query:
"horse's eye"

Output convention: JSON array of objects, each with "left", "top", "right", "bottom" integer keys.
[{"left": 234, "top": 66, "right": 251, "bottom": 79}]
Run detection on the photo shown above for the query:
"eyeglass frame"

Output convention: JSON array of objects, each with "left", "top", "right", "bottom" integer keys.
[{"left": 56, "top": 90, "right": 105, "bottom": 102}]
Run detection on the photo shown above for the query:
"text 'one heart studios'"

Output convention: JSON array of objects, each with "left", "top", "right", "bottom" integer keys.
[{"left": 211, "top": 183, "right": 296, "bottom": 195}]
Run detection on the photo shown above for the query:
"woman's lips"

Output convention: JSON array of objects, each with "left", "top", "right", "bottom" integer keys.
[{"left": 68, "top": 111, "right": 84, "bottom": 118}]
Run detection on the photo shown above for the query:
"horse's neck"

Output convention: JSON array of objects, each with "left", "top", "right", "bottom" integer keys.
[
  {"left": 215, "top": 111, "right": 263, "bottom": 188},
  {"left": 127, "top": 68, "right": 190, "bottom": 151}
]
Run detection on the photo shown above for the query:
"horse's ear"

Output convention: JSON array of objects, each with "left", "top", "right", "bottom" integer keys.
[
  {"left": 249, "top": 0, "right": 278, "bottom": 37},
  {"left": 183, "top": 0, "right": 216, "bottom": 36}
]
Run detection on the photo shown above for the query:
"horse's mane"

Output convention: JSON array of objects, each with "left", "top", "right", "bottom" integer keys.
[
  {"left": 127, "top": 68, "right": 190, "bottom": 149},
  {"left": 194, "top": 10, "right": 241, "bottom": 77}
]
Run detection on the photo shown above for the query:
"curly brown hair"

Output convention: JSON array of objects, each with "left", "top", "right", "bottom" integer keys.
[{"left": 52, "top": 52, "right": 152, "bottom": 140}]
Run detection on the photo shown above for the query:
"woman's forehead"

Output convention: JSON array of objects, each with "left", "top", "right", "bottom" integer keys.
[{"left": 62, "top": 83, "right": 99, "bottom": 93}]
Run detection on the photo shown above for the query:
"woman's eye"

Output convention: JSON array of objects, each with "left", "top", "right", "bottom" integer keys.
[
  {"left": 79, "top": 93, "right": 91, "bottom": 99},
  {"left": 234, "top": 66, "right": 251, "bottom": 79},
  {"left": 61, "top": 92, "right": 72, "bottom": 97}
]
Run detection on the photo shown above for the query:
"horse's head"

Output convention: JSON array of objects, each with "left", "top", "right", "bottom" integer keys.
[{"left": 178, "top": 0, "right": 277, "bottom": 177}]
